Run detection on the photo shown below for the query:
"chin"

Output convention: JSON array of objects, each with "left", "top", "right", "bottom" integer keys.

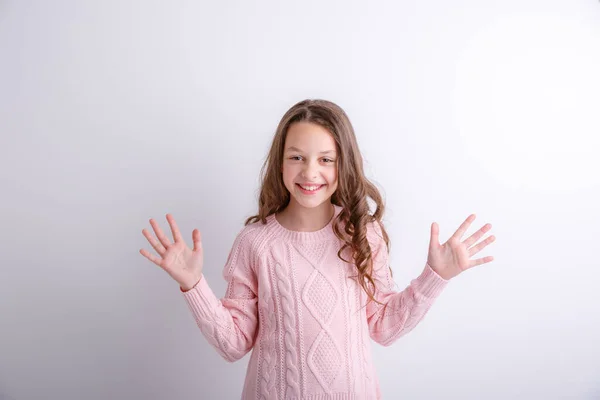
[{"left": 295, "top": 196, "right": 333, "bottom": 209}]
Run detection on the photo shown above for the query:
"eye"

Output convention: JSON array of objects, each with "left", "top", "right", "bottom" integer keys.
[{"left": 323, "top": 158, "right": 335, "bottom": 163}]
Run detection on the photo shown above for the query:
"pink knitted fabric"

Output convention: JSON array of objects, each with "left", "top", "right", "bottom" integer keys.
[{"left": 182, "top": 205, "right": 448, "bottom": 399}]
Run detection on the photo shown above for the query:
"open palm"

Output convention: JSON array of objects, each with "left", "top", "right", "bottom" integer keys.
[
  {"left": 427, "top": 214, "right": 496, "bottom": 280},
  {"left": 140, "top": 214, "right": 204, "bottom": 291}
]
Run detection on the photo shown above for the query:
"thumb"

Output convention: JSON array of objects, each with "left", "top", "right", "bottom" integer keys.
[{"left": 192, "top": 229, "right": 203, "bottom": 252}]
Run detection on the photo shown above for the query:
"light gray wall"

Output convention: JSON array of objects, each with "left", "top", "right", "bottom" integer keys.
[{"left": 1, "top": 1, "right": 599, "bottom": 399}]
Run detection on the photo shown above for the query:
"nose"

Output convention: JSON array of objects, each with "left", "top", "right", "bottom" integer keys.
[{"left": 302, "top": 160, "right": 319, "bottom": 180}]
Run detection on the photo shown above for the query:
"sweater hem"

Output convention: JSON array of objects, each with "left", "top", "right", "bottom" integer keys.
[{"left": 287, "top": 392, "right": 375, "bottom": 400}]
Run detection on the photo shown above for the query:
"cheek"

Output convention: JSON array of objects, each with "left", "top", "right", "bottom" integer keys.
[
  {"left": 281, "top": 165, "right": 298, "bottom": 182},
  {"left": 329, "top": 167, "right": 338, "bottom": 183}
]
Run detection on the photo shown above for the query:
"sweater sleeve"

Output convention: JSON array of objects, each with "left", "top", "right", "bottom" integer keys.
[
  {"left": 366, "top": 221, "right": 449, "bottom": 346},
  {"left": 181, "top": 227, "right": 259, "bottom": 362}
]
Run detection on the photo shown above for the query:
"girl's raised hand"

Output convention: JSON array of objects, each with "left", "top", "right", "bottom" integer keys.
[
  {"left": 427, "top": 214, "right": 496, "bottom": 280},
  {"left": 140, "top": 214, "right": 204, "bottom": 291}
]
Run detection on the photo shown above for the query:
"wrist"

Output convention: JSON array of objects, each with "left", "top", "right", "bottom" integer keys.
[{"left": 180, "top": 274, "right": 202, "bottom": 292}]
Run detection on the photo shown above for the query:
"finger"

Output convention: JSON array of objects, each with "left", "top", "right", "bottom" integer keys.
[
  {"left": 451, "top": 214, "right": 476, "bottom": 241},
  {"left": 463, "top": 223, "right": 492, "bottom": 248},
  {"left": 142, "top": 228, "right": 166, "bottom": 256},
  {"left": 192, "top": 229, "right": 203, "bottom": 252},
  {"left": 150, "top": 218, "right": 172, "bottom": 248},
  {"left": 468, "top": 235, "right": 496, "bottom": 256},
  {"left": 468, "top": 255, "right": 494, "bottom": 268},
  {"left": 430, "top": 222, "right": 440, "bottom": 248},
  {"left": 166, "top": 214, "right": 184, "bottom": 243},
  {"left": 140, "top": 248, "right": 163, "bottom": 267}
]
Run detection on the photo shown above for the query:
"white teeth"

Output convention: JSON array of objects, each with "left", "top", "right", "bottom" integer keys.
[{"left": 299, "top": 185, "right": 321, "bottom": 191}]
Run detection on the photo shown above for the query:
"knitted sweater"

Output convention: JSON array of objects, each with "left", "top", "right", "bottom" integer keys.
[{"left": 182, "top": 205, "right": 449, "bottom": 399}]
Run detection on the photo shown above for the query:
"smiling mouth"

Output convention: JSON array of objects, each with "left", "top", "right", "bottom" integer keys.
[{"left": 296, "top": 183, "right": 325, "bottom": 192}]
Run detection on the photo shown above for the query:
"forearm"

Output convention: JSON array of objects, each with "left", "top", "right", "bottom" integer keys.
[
  {"left": 368, "top": 264, "right": 448, "bottom": 346},
  {"left": 182, "top": 275, "right": 258, "bottom": 362}
]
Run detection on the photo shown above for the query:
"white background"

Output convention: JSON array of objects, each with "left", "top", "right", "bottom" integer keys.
[{"left": 1, "top": 0, "right": 599, "bottom": 399}]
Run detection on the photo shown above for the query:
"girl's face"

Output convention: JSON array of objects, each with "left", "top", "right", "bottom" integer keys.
[{"left": 281, "top": 122, "right": 339, "bottom": 210}]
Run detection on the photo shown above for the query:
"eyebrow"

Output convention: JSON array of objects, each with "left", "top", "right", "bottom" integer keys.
[{"left": 285, "top": 146, "right": 336, "bottom": 154}]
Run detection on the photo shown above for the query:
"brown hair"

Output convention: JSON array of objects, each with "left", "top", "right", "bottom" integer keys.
[{"left": 245, "top": 99, "right": 391, "bottom": 305}]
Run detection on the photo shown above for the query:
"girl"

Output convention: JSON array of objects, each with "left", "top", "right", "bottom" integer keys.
[{"left": 140, "top": 99, "right": 496, "bottom": 399}]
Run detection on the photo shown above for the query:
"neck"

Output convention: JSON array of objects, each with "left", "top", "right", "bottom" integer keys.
[{"left": 276, "top": 202, "right": 335, "bottom": 232}]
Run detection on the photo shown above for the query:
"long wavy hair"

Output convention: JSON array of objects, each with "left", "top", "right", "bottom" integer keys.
[{"left": 245, "top": 99, "right": 391, "bottom": 305}]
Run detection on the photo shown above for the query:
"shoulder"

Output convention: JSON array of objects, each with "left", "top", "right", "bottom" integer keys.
[
  {"left": 231, "top": 217, "right": 275, "bottom": 258},
  {"left": 366, "top": 218, "right": 385, "bottom": 241},
  {"left": 365, "top": 218, "right": 388, "bottom": 253}
]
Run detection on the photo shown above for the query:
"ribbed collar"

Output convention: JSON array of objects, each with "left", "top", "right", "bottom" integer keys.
[{"left": 266, "top": 204, "right": 343, "bottom": 243}]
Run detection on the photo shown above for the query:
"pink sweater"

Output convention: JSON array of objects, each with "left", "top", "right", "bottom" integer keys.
[{"left": 182, "top": 205, "right": 448, "bottom": 399}]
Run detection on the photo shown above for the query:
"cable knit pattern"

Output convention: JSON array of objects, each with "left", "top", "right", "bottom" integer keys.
[
  {"left": 338, "top": 257, "right": 352, "bottom": 393},
  {"left": 275, "top": 262, "right": 301, "bottom": 399},
  {"left": 258, "top": 281, "right": 278, "bottom": 400},
  {"left": 181, "top": 205, "right": 449, "bottom": 399},
  {"left": 357, "top": 282, "right": 371, "bottom": 395},
  {"left": 300, "top": 242, "right": 343, "bottom": 393}
]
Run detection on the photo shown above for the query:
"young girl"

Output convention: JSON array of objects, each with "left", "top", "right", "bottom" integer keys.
[{"left": 140, "top": 99, "right": 496, "bottom": 399}]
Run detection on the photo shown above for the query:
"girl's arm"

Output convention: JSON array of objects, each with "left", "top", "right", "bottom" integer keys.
[
  {"left": 365, "top": 221, "right": 448, "bottom": 346},
  {"left": 181, "top": 228, "right": 259, "bottom": 362}
]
